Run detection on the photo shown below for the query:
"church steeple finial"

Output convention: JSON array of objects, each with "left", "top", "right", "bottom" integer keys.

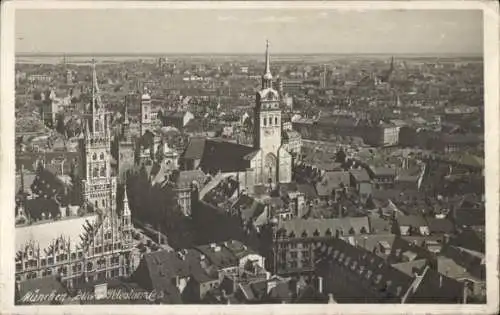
[
  {"left": 264, "top": 40, "right": 271, "bottom": 76},
  {"left": 262, "top": 40, "right": 273, "bottom": 89}
]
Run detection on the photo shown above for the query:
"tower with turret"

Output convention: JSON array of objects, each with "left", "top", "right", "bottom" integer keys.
[{"left": 79, "top": 59, "right": 117, "bottom": 213}]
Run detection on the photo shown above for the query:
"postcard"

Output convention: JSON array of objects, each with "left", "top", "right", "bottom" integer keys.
[{"left": 1, "top": 1, "right": 499, "bottom": 314}]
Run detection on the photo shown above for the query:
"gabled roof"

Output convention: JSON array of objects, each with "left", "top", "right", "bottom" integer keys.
[
  {"left": 182, "top": 137, "right": 206, "bottom": 160},
  {"left": 349, "top": 169, "right": 371, "bottom": 182},
  {"left": 315, "top": 171, "right": 351, "bottom": 196},
  {"left": 198, "top": 139, "right": 258, "bottom": 173},
  {"left": 426, "top": 218, "right": 455, "bottom": 234},
  {"left": 277, "top": 217, "right": 370, "bottom": 238},
  {"left": 195, "top": 244, "right": 238, "bottom": 270},
  {"left": 391, "top": 259, "right": 428, "bottom": 277},
  {"left": 395, "top": 214, "right": 428, "bottom": 227},
  {"left": 232, "top": 195, "right": 265, "bottom": 223}
]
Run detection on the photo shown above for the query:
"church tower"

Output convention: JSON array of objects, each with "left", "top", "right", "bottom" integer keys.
[
  {"left": 140, "top": 87, "right": 152, "bottom": 136},
  {"left": 80, "top": 59, "right": 117, "bottom": 212},
  {"left": 254, "top": 40, "right": 282, "bottom": 154},
  {"left": 253, "top": 40, "right": 291, "bottom": 186}
]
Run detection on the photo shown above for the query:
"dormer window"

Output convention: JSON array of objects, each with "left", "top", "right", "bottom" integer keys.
[
  {"left": 366, "top": 270, "right": 373, "bottom": 279},
  {"left": 301, "top": 231, "right": 308, "bottom": 238},
  {"left": 396, "top": 286, "right": 403, "bottom": 296}
]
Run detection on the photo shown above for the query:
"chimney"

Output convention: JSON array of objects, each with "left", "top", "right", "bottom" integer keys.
[
  {"left": 328, "top": 293, "right": 336, "bottom": 304},
  {"left": 463, "top": 281, "right": 468, "bottom": 304},
  {"left": 317, "top": 276, "right": 323, "bottom": 294}
]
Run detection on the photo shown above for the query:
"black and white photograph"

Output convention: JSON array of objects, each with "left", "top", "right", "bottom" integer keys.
[{"left": 1, "top": 1, "right": 499, "bottom": 314}]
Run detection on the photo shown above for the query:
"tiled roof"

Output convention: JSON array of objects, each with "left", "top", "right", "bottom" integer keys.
[
  {"left": 315, "top": 171, "right": 351, "bottom": 196},
  {"left": 349, "top": 169, "right": 371, "bottom": 182},
  {"left": 277, "top": 217, "right": 370, "bottom": 238},
  {"left": 395, "top": 214, "right": 428, "bottom": 227},
  {"left": 223, "top": 240, "right": 258, "bottom": 259},
  {"left": 296, "top": 183, "right": 318, "bottom": 199},
  {"left": 426, "top": 218, "right": 455, "bottom": 234},
  {"left": 199, "top": 140, "right": 258, "bottom": 173},
  {"left": 232, "top": 195, "right": 265, "bottom": 223},
  {"left": 321, "top": 238, "right": 415, "bottom": 300},
  {"left": 195, "top": 243, "right": 238, "bottom": 270},
  {"left": 391, "top": 259, "right": 428, "bottom": 276},
  {"left": 370, "top": 167, "right": 397, "bottom": 177},
  {"left": 182, "top": 137, "right": 206, "bottom": 160}
]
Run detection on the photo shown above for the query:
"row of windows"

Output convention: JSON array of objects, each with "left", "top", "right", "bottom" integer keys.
[
  {"left": 93, "top": 244, "right": 121, "bottom": 254},
  {"left": 89, "top": 166, "right": 107, "bottom": 178},
  {"left": 92, "top": 152, "right": 107, "bottom": 161},
  {"left": 17, "top": 264, "right": 122, "bottom": 282},
  {"left": 262, "top": 116, "right": 280, "bottom": 126},
  {"left": 16, "top": 252, "right": 85, "bottom": 271}
]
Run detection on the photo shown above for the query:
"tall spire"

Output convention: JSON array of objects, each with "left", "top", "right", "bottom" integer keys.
[
  {"left": 91, "top": 58, "right": 97, "bottom": 112},
  {"left": 264, "top": 40, "right": 271, "bottom": 77},
  {"left": 262, "top": 40, "right": 273, "bottom": 89}
]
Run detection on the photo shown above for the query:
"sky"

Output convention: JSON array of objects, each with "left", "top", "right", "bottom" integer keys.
[{"left": 15, "top": 9, "right": 483, "bottom": 55}]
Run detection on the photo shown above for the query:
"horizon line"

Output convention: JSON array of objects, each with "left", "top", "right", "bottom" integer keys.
[{"left": 16, "top": 52, "right": 483, "bottom": 57}]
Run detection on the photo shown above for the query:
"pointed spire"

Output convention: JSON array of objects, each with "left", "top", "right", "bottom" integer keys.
[
  {"left": 123, "top": 100, "right": 130, "bottom": 125},
  {"left": 91, "top": 58, "right": 97, "bottom": 112},
  {"left": 262, "top": 40, "right": 273, "bottom": 89},
  {"left": 264, "top": 39, "right": 271, "bottom": 76},
  {"left": 123, "top": 185, "right": 131, "bottom": 216}
]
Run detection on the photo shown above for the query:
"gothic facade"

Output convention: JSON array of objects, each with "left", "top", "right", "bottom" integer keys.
[{"left": 15, "top": 61, "right": 134, "bottom": 289}]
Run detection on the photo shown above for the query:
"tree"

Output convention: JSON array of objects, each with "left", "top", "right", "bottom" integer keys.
[{"left": 335, "top": 149, "right": 347, "bottom": 164}]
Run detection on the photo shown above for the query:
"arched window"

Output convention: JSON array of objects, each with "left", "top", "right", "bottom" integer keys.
[
  {"left": 94, "top": 200, "right": 98, "bottom": 209},
  {"left": 100, "top": 166, "right": 106, "bottom": 177},
  {"left": 100, "top": 153, "right": 104, "bottom": 160},
  {"left": 275, "top": 117, "right": 278, "bottom": 125},
  {"left": 101, "top": 200, "right": 105, "bottom": 208},
  {"left": 93, "top": 168, "right": 98, "bottom": 178},
  {"left": 263, "top": 117, "right": 267, "bottom": 126},
  {"left": 93, "top": 153, "right": 97, "bottom": 161}
]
